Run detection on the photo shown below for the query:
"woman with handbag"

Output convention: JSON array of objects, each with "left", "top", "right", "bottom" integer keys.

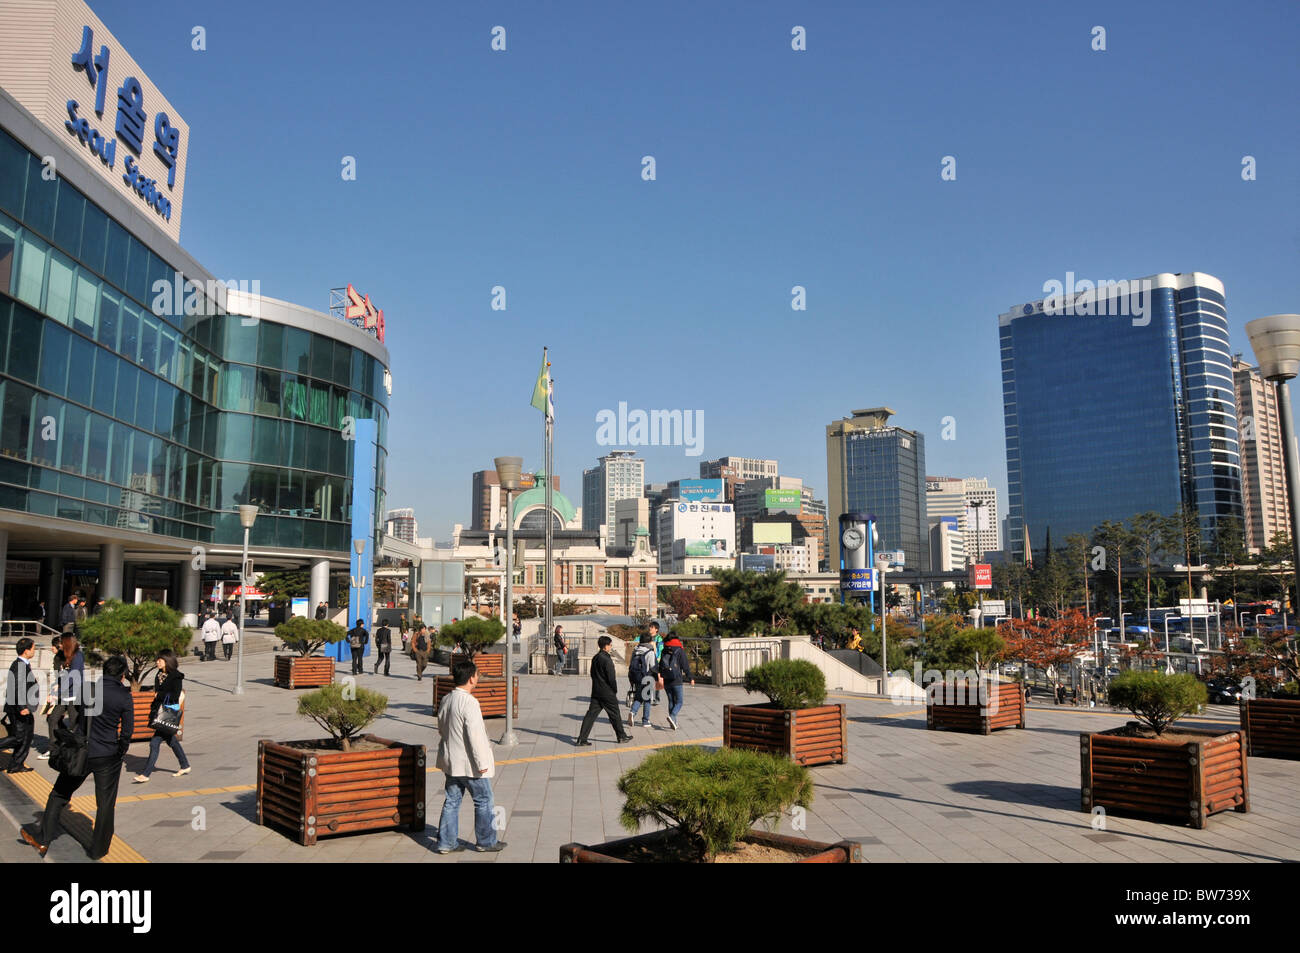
[{"left": 132, "top": 649, "right": 191, "bottom": 783}]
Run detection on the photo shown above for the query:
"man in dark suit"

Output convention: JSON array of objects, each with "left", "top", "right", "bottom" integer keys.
[
  {"left": 59, "top": 594, "right": 78, "bottom": 633},
  {"left": 21, "top": 655, "right": 132, "bottom": 860},
  {"left": 347, "top": 619, "right": 369, "bottom": 675},
  {"left": 372, "top": 622, "right": 392, "bottom": 676},
  {"left": 575, "top": 636, "right": 632, "bottom": 746},
  {"left": 2, "top": 638, "right": 39, "bottom": 773}
]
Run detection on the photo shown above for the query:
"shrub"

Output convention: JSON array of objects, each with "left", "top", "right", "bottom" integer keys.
[
  {"left": 77, "top": 600, "right": 193, "bottom": 690},
  {"left": 436, "top": 616, "right": 504, "bottom": 656},
  {"left": 275, "top": 616, "right": 347, "bottom": 657},
  {"left": 618, "top": 746, "right": 813, "bottom": 861},
  {"left": 297, "top": 683, "right": 388, "bottom": 751},
  {"left": 1107, "top": 670, "right": 1207, "bottom": 735},
  {"left": 741, "top": 659, "right": 826, "bottom": 710}
]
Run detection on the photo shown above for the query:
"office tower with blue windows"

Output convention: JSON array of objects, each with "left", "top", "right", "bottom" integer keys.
[{"left": 999, "top": 272, "right": 1242, "bottom": 565}]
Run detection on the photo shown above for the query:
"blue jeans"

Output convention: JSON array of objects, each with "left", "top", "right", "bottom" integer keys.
[
  {"left": 553, "top": 649, "right": 568, "bottom": 674},
  {"left": 437, "top": 775, "right": 496, "bottom": 850},
  {"left": 629, "top": 678, "right": 652, "bottom": 725},
  {"left": 665, "top": 682, "right": 684, "bottom": 719},
  {"left": 142, "top": 732, "right": 189, "bottom": 776}
]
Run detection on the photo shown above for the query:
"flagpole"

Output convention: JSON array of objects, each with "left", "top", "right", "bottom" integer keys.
[{"left": 543, "top": 353, "right": 554, "bottom": 668}]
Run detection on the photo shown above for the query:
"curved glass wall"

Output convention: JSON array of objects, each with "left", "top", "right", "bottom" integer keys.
[{"left": 0, "top": 126, "right": 387, "bottom": 552}]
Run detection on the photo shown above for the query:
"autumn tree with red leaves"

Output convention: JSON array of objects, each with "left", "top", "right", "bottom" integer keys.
[{"left": 1000, "top": 608, "right": 1096, "bottom": 691}]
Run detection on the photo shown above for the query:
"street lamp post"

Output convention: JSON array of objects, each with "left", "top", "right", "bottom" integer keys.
[
  {"left": 495, "top": 456, "right": 522, "bottom": 747},
  {"left": 234, "top": 504, "right": 257, "bottom": 696},
  {"left": 1246, "top": 315, "right": 1300, "bottom": 618},
  {"left": 876, "top": 554, "right": 890, "bottom": 695}
]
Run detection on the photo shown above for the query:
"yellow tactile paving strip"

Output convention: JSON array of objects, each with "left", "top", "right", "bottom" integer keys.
[{"left": 3, "top": 767, "right": 147, "bottom": 863}]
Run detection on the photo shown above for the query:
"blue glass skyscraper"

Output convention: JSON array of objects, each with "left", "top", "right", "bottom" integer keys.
[{"left": 1000, "top": 272, "right": 1242, "bottom": 564}]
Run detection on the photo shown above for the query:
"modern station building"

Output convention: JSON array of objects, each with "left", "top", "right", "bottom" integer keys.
[{"left": 0, "top": 0, "right": 390, "bottom": 626}]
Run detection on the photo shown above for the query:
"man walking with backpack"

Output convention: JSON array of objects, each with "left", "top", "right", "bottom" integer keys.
[
  {"left": 658, "top": 629, "right": 694, "bottom": 730},
  {"left": 412, "top": 625, "right": 431, "bottom": 681},
  {"left": 627, "top": 634, "right": 658, "bottom": 728},
  {"left": 373, "top": 621, "right": 392, "bottom": 676},
  {"left": 575, "top": 636, "right": 632, "bottom": 746},
  {"left": 347, "top": 619, "right": 369, "bottom": 676}
]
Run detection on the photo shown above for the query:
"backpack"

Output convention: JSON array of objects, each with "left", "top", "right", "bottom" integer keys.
[
  {"left": 48, "top": 704, "right": 89, "bottom": 777},
  {"left": 629, "top": 645, "right": 653, "bottom": 683},
  {"left": 416, "top": 634, "right": 428, "bottom": 652},
  {"left": 659, "top": 644, "right": 682, "bottom": 682}
]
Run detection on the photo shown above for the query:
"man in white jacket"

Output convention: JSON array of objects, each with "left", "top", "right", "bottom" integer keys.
[
  {"left": 201, "top": 614, "right": 221, "bottom": 661},
  {"left": 220, "top": 615, "right": 239, "bottom": 661},
  {"left": 435, "top": 661, "right": 506, "bottom": 854}
]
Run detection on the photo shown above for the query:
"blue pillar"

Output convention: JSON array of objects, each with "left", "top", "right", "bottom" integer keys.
[{"left": 330, "top": 418, "right": 377, "bottom": 664}]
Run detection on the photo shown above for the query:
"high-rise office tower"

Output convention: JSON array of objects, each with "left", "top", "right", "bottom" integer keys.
[
  {"left": 926, "top": 476, "right": 999, "bottom": 566},
  {"left": 1000, "top": 272, "right": 1242, "bottom": 563},
  {"left": 1233, "top": 356, "right": 1291, "bottom": 554},
  {"left": 826, "top": 408, "right": 929, "bottom": 571},
  {"left": 582, "top": 451, "right": 645, "bottom": 535}
]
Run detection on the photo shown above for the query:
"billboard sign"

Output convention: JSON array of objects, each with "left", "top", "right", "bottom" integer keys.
[
  {"left": 752, "top": 522, "right": 792, "bottom": 545},
  {"left": 969, "top": 563, "right": 993, "bottom": 589},
  {"left": 343, "top": 284, "right": 385, "bottom": 343},
  {"left": 979, "top": 599, "right": 1007, "bottom": 617},
  {"left": 684, "top": 538, "right": 729, "bottom": 557},
  {"left": 740, "top": 554, "right": 775, "bottom": 573},
  {"left": 840, "top": 568, "right": 875, "bottom": 592},
  {"left": 764, "top": 488, "right": 801, "bottom": 511},
  {"left": 676, "top": 479, "right": 724, "bottom": 503}
]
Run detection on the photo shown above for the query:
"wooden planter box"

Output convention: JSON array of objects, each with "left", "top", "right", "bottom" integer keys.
[
  {"left": 1080, "top": 724, "right": 1249, "bottom": 829},
  {"left": 1241, "top": 697, "right": 1300, "bottom": 759},
  {"left": 127, "top": 690, "right": 155, "bottom": 743},
  {"left": 560, "top": 828, "right": 861, "bottom": 863},
  {"left": 722, "top": 703, "right": 846, "bottom": 766},
  {"left": 257, "top": 734, "right": 426, "bottom": 846},
  {"left": 926, "top": 680, "right": 1025, "bottom": 735},
  {"left": 274, "top": 655, "right": 336, "bottom": 689},
  {"left": 433, "top": 675, "right": 518, "bottom": 719},
  {"left": 451, "top": 652, "right": 503, "bottom": 677}
]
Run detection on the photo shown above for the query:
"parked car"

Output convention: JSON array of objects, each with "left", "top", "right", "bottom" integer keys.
[{"left": 1203, "top": 678, "right": 1243, "bottom": 705}]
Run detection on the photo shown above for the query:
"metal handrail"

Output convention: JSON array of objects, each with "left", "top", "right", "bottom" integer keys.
[{"left": 1, "top": 619, "right": 63, "bottom": 641}]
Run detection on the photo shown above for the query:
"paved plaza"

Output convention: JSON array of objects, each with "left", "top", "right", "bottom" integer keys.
[{"left": 3, "top": 649, "right": 1299, "bottom": 864}]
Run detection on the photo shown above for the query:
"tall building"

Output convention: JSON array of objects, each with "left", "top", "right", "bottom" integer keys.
[
  {"left": 581, "top": 451, "right": 644, "bottom": 535},
  {"left": 699, "top": 456, "right": 777, "bottom": 502},
  {"left": 385, "top": 508, "right": 417, "bottom": 543},
  {"left": 1233, "top": 356, "right": 1291, "bottom": 553},
  {"left": 1000, "top": 272, "right": 1242, "bottom": 563},
  {"left": 826, "top": 408, "right": 929, "bottom": 571},
  {"left": 655, "top": 498, "right": 735, "bottom": 575},
  {"left": 929, "top": 516, "right": 967, "bottom": 571},
  {"left": 613, "top": 496, "right": 650, "bottom": 550},
  {"left": 926, "top": 476, "right": 1000, "bottom": 565}
]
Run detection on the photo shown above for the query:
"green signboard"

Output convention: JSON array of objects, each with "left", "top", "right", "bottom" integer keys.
[{"left": 764, "top": 488, "right": 801, "bottom": 511}]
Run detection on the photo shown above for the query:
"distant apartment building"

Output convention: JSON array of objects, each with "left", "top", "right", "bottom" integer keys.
[
  {"left": 1233, "top": 356, "right": 1291, "bottom": 553},
  {"left": 699, "top": 456, "right": 778, "bottom": 502},
  {"left": 826, "top": 408, "right": 929, "bottom": 571},
  {"left": 929, "top": 516, "right": 967, "bottom": 571},
  {"left": 582, "top": 451, "right": 645, "bottom": 535},
  {"left": 925, "top": 476, "right": 1000, "bottom": 566},
  {"left": 385, "top": 508, "right": 418, "bottom": 543}
]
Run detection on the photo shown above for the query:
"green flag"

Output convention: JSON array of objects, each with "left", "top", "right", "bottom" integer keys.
[{"left": 530, "top": 352, "right": 552, "bottom": 419}]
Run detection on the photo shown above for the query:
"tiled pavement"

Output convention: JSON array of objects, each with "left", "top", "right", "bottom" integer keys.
[{"left": 3, "top": 651, "right": 1298, "bottom": 863}]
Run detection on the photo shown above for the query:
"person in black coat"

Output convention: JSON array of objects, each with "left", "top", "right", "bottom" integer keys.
[
  {"left": 575, "top": 636, "right": 632, "bottom": 746},
  {"left": 133, "top": 650, "right": 191, "bottom": 783},
  {"left": 21, "top": 655, "right": 132, "bottom": 859},
  {"left": 347, "top": 619, "right": 369, "bottom": 675},
  {"left": 372, "top": 623, "right": 392, "bottom": 676},
  {"left": 2, "top": 638, "right": 39, "bottom": 772}
]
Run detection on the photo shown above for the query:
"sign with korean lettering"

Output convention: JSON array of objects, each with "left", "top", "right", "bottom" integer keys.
[
  {"left": 0, "top": 0, "right": 190, "bottom": 241},
  {"left": 840, "top": 568, "right": 875, "bottom": 592},
  {"left": 344, "top": 284, "right": 385, "bottom": 343}
]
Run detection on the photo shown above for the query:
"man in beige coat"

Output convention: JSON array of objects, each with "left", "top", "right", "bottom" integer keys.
[{"left": 435, "top": 661, "right": 506, "bottom": 854}]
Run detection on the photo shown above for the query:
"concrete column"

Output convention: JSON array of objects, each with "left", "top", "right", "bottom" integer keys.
[
  {"left": 309, "top": 557, "right": 330, "bottom": 614},
  {"left": 0, "top": 529, "right": 7, "bottom": 621},
  {"left": 179, "top": 561, "right": 200, "bottom": 627},
  {"left": 100, "top": 543, "right": 124, "bottom": 603},
  {"left": 42, "top": 556, "right": 64, "bottom": 628},
  {"left": 407, "top": 564, "right": 418, "bottom": 620}
]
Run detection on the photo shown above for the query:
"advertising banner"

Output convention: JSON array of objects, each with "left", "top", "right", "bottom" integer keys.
[
  {"left": 752, "top": 522, "right": 792, "bottom": 545},
  {"left": 970, "top": 563, "right": 993, "bottom": 589},
  {"left": 677, "top": 479, "right": 724, "bottom": 502},
  {"left": 840, "top": 568, "right": 875, "bottom": 592},
  {"left": 764, "top": 488, "right": 801, "bottom": 511}
]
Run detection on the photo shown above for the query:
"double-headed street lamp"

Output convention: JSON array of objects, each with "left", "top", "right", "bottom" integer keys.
[
  {"left": 494, "top": 456, "right": 522, "bottom": 747},
  {"left": 234, "top": 504, "right": 257, "bottom": 696},
  {"left": 1246, "top": 314, "right": 1300, "bottom": 617}
]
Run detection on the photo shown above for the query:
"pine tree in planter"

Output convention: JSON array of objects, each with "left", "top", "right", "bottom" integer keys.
[
  {"left": 258, "top": 683, "right": 425, "bottom": 845},
  {"left": 433, "top": 617, "right": 515, "bottom": 717},
  {"left": 78, "top": 600, "right": 192, "bottom": 742},
  {"left": 561, "top": 746, "right": 859, "bottom": 863},
  {"left": 1082, "top": 670, "right": 1248, "bottom": 828},
  {"left": 273, "top": 616, "right": 346, "bottom": 688},
  {"left": 724, "top": 659, "right": 847, "bottom": 766}
]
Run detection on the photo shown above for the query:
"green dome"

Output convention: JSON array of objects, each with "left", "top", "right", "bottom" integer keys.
[{"left": 512, "top": 472, "right": 577, "bottom": 526}]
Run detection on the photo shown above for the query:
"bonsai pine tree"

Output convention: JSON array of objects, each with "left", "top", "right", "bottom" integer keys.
[
  {"left": 436, "top": 616, "right": 504, "bottom": 658},
  {"left": 618, "top": 746, "right": 813, "bottom": 861},
  {"left": 741, "top": 659, "right": 826, "bottom": 710},
  {"left": 77, "top": 600, "right": 192, "bottom": 690},
  {"left": 276, "top": 616, "right": 347, "bottom": 657},
  {"left": 297, "top": 683, "right": 388, "bottom": 751},
  {"left": 1107, "top": 670, "right": 1207, "bottom": 736}
]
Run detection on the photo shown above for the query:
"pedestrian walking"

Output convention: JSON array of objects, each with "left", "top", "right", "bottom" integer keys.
[
  {"left": 35, "top": 635, "right": 64, "bottom": 760},
  {"left": 373, "top": 622, "right": 392, "bottom": 676},
  {"left": 552, "top": 625, "right": 569, "bottom": 676},
  {"left": 399, "top": 615, "right": 409, "bottom": 652},
  {"left": 21, "top": 655, "right": 133, "bottom": 860},
  {"left": 847, "top": 627, "right": 863, "bottom": 652},
  {"left": 347, "top": 619, "right": 368, "bottom": 675},
  {"left": 55, "top": 633, "right": 85, "bottom": 705},
  {"left": 220, "top": 615, "right": 239, "bottom": 661},
  {"left": 658, "top": 629, "right": 694, "bottom": 730},
  {"left": 315, "top": 601, "right": 328, "bottom": 621},
  {"left": 202, "top": 613, "right": 221, "bottom": 660},
  {"left": 133, "top": 650, "right": 191, "bottom": 783},
  {"left": 627, "top": 634, "right": 658, "bottom": 728},
  {"left": 435, "top": 661, "right": 505, "bottom": 854},
  {"left": 75, "top": 598, "right": 88, "bottom": 629},
  {"left": 575, "top": 636, "right": 632, "bottom": 746},
  {"left": 412, "top": 625, "right": 431, "bottom": 680},
  {"left": 649, "top": 621, "right": 664, "bottom": 704},
  {"left": 59, "top": 594, "right": 78, "bottom": 634},
  {"left": 1, "top": 638, "right": 39, "bottom": 773}
]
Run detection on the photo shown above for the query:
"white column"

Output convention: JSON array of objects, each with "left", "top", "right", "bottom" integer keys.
[
  {"left": 100, "top": 543, "right": 124, "bottom": 602},
  {"left": 309, "top": 557, "right": 330, "bottom": 614},
  {"left": 179, "top": 561, "right": 200, "bottom": 627}
]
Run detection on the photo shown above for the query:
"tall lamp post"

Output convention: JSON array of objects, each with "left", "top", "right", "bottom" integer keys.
[
  {"left": 234, "top": 504, "right": 257, "bottom": 696},
  {"left": 875, "top": 553, "right": 890, "bottom": 694},
  {"left": 1246, "top": 314, "right": 1300, "bottom": 617},
  {"left": 494, "top": 455, "right": 522, "bottom": 747}
]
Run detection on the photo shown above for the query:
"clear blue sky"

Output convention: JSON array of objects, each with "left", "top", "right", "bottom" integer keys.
[{"left": 94, "top": 0, "right": 1300, "bottom": 540}]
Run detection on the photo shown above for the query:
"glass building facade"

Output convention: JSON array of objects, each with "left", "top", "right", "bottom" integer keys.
[
  {"left": 0, "top": 122, "right": 389, "bottom": 557},
  {"left": 1000, "top": 273, "right": 1241, "bottom": 563}
]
